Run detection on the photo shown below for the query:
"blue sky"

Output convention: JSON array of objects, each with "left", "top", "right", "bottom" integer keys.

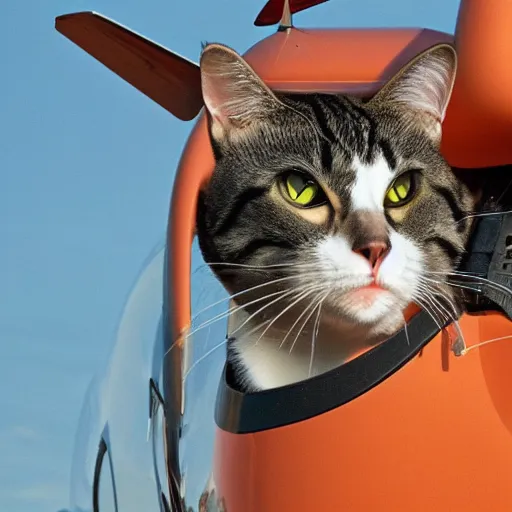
[{"left": 2, "top": 0, "right": 461, "bottom": 511}]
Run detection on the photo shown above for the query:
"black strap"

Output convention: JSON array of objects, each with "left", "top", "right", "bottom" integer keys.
[{"left": 215, "top": 310, "right": 442, "bottom": 433}]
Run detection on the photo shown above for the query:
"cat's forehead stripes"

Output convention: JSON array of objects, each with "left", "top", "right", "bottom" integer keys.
[
  {"left": 349, "top": 154, "right": 395, "bottom": 212},
  {"left": 283, "top": 93, "right": 380, "bottom": 171}
]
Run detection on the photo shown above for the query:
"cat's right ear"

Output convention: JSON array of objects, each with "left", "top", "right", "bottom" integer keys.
[
  {"left": 200, "top": 43, "right": 283, "bottom": 141},
  {"left": 369, "top": 43, "right": 457, "bottom": 141}
]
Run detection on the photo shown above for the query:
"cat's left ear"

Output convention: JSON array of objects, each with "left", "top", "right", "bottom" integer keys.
[
  {"left": 200, "top": 43, "right": 284, "bottom": 141},
  {"left": 369, "top": 43, "right": 457, "bottom": 140}
]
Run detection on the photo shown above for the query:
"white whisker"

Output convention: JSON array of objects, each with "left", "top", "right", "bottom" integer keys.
[
  {"left": 309, "top": 298, "right": 325, "bottom": 378},
  {"left": 250, "top": 284, "right": 325, "bottom": 345},
  {"left": 191, "top": 272, "right": 319, "bottom": 322},
  {"left": 278, "top": 293, "right": 322, "bottom": 350},
  {"left": 183, "top": 337, "right": 230, "bottom": 381},
  {"left": 418, "top": 278, "right": 458, "bottom": 320},
  {"left": 165, "top": 288, "right": 288, "bottom": 358},
  {"left": 411, "top": 294, "right": 443, "bottom": 330},
  {"left": 202, "top": 261, "right": 317, "bottom": 270},
  {"left": 415, "top": 283, "right": 449, "bottom": 322},
  {"left": 189, "top": 289, "right": 285, "bottom": 338},
  {"left": 418, "top": 276, "right": 467, "bottom": 351},
  {"left": 289, "top": 291, "right": 328, "bottom": 355},
  {"left": 425, "top": 270, "right": 512, "bottom": 298},
  {"left": 402, "top": 314, "right": 410, "bottom": 346},
  {"left": 229, "top": 287, "right": 301, "bottom": 338},
  {"left": 413, "top": 286, "right": 445, "bottom": 325},
  {"left": 460, "top": 333, "right": 512, "bottom": 355},
  {"left": 455, "top": 209, "right": 512, "bottom": 225}
]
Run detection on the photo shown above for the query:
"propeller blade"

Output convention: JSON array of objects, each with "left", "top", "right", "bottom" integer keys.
[
  {"left": 55, "top": 11, "right": 203, "bottom": 121},
  {"left": 255, "top": 0, "right": 329, "bottom": 26}
]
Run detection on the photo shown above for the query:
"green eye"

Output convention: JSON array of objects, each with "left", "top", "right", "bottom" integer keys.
[
  {"left": 384, "top": 171, "right": 417, "bottom": 207},
  {"left": 283, "top": 172, "right": 324, "bottom": 207}
]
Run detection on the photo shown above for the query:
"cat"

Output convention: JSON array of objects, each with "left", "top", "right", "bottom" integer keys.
[{"left": 195, "top": 41, "right": 480, "bottom": 393}]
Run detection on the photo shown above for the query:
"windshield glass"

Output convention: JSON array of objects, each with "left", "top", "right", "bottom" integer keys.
[
  {"left": 176, "top": 239, "right": 230, "bottom": 509},
  {"left": 69, "top": 243, "right": 166, "bottom": 512}
]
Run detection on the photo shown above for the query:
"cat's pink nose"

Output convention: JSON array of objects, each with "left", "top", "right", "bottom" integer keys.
[{"left": 353, "top": 241, "right": 390, "bottom": 269}]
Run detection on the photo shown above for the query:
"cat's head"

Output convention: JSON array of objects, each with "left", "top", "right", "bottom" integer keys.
[{"left": 196, "top": 42, "right": 477, "bottom": 340}]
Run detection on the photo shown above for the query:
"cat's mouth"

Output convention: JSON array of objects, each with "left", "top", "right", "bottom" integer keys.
[
  {"left": 344, "top": 282, "right": 394, "bottom": 309},
  {"left": 329, "top": 278, "right": 406, "bottom": 326},
  {"left": 345, "top": 283, "right": 389, "bottom": 305}
]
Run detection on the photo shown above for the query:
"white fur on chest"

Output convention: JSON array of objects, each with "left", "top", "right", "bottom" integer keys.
[
  {"left": 232, "top": 336, "right": 314, "bottom": 390},
  {"left": 228, "top": 307, "right": 372, "bottom": 391}
]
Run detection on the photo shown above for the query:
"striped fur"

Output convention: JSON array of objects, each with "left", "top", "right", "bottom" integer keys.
[{"left": 196, "top": 43, "right": 478, "bottom": 391}]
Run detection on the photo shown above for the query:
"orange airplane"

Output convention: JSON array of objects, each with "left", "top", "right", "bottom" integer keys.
[{"left": 55, "top": 1, "right": 512, "bottom": 511}]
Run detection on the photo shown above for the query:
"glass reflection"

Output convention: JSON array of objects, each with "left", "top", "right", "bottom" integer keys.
[
  {"left": 171, "top": 239, "right": 230, "bottom": 511},
  {"left": 97, "top": 441, "right": 117, "bottom": 512},
  {"left": 150, "top": 378, "right": 172, "bottom": 512},
  {"left": 69, "top": 242, "right": 166, "bottom": 512}
]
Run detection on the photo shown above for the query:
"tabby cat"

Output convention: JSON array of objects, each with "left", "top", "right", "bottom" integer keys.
[{"left": 196, "top": 41, "right": 479, "bottom": 392}]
